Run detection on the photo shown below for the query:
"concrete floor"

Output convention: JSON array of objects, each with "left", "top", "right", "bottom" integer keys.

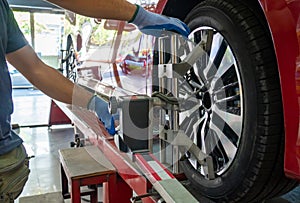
[{"left": 11, "top": 88, "right": 300, "bottom": 203}]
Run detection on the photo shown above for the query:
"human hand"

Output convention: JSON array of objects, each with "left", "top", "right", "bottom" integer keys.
[
  {"left": 129, "top": 5, "right": 190, "bottom": 37},
  {"left": 87, "top": 95, "right": 117, "bottom": 135}
]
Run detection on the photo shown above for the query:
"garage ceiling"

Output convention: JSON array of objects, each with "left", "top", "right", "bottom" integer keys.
[{"left": 7, "top": 0, "right": 64, "bottom": 13}]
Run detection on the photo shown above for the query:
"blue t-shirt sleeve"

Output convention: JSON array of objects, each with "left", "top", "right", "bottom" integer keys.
[{"left": 5, "top": 3, "right": 28, "bottom": 53}]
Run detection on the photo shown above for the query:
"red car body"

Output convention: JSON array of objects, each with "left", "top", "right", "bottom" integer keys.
[{"left": 258, "top": 0, "right": 300, "bottom": 181}]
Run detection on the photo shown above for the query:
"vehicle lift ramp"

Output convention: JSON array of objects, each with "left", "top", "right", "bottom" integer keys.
[{"left": 56, "top": 34, "right": 215, "bottom": 202}]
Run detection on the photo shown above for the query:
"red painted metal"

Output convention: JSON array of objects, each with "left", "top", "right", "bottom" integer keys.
[
  {"left": 155, "top": 0, "right": 168, "bottom": 14},
  {"left": 259, "top": 0, "right": 300, "bottom": 180},
  {"left": 135, "top": 154, "right": 163, "bottom": 183},
  {"left": 103, "top": 175, "right": 132, "bottom": 203},
  {"left": 148, "top": 153, "right": 175, "bottom": 178},
  {"left": 59, "top": 143, "right": 132, "bottom": 203},
  {"left": 48, "top": 99, "right": 71, "bottom": 126},
  {"left": 135, "top": 153, "right": 176, "bottom": 183},
  {"left": 91, "top": 137, "right": 155, "bottom": 203}
]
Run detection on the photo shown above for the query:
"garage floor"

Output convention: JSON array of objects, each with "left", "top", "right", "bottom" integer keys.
[{"left": 12, "top": 88, "right": 299, "bottom": 203}]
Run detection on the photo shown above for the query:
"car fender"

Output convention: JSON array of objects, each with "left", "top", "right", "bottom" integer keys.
[{"left": 259, "top": 0, "right": 300, "bottom": 180}]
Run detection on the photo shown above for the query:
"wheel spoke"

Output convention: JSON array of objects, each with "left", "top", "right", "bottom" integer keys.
[
  {"left": 210, "top": 123, "right": 237, "bottom": 153},
  {"left": 180, "top": 104, "right": 203, "bottom": 126},
  {"left": 180, "top": 102, "right": 201, "bottom": 118},
  {"left": 214, "top": 94, "right": 240, "bottom": 105},
  {"left": 190, "top": 29, "right": 214, "bottom": 85},
  {"left": 205, "top": 38, "right": 227, "bottom": 81},
  {"left": 212, "top": 62, "right": 241, "bottom": 115},
  {"left": 181, "top": 27, "right": 243, "bottom": 175},
  {"left": 213, "top": 105, "right": 242, "bottom": 136},
  {"left": 211, "top": 112, "right": 239, "bottom": 147},
  {"left": 210, "top": 122, "right": 237, "bottom": 166},
  {"left": 185, "top": 116, "right": 199, "bottom": 142},
  {"left": 213, "top": 81, "right": 238, "bottom": 95}
]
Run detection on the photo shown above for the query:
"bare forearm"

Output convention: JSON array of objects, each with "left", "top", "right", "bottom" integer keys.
[
  {"left": 18, "top": 63, "right": 93, "bottom": 107},
  {"left": 6, "top": 45, "right": 73, "bottom": 104},
  {"left": 47, "top": 0, "right": 136, "bottom": 21},
  {"left": 7, "top": 45, "right": 94, "bottom": 107},
  {"left": 31, "top": 66, "right": 74, "bottom": 104}
]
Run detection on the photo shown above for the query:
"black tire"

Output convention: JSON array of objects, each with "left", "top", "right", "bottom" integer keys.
[{"left": 178, "top": 0, "right": 298, "bottom": 202}]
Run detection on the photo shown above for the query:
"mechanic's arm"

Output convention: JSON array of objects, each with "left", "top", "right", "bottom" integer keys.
[
  {"left": 6, "top": 45, "right": 116, "bottom": 133},
  {"left": 46, "top": 0, "right": 136, "bottom": 21},
  {"left": 46, "top": 0, "right": 190, "bottom": 37},
  {"left": 6, "top": 45, "right": 92, "bottom": 106}
]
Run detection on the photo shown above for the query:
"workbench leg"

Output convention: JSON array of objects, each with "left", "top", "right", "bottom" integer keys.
[
  {"left": 90, "top": 184, "right": 98, "bottom": 203},
  {"left": 71, "top": 180, "right": 81, "bottom": 203},
  {"left": 60, "top": 165, "right": 68, "bottom": 198},
  {"left": 103, "top": 174, "right": 132, "bottom": 203}
]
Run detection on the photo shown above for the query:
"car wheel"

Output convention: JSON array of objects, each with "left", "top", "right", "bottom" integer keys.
[{"left": 178, "top": 0, "right": 298, "bottom": 202}]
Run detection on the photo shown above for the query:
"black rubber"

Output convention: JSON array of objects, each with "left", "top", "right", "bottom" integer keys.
[{"left": 179, "top": 0, "right": 298, "bottom": 202}]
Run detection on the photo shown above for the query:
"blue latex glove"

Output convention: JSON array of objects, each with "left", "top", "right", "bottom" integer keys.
[
  {"left": 129, "top": 5, "right": 190, "bottom": 37},
  {"left": 87, "top": 95, "right": 117, "bottom": 135}
]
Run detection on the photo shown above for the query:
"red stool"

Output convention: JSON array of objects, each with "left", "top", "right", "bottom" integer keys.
[{"left": 59, "top": 146, "right": 116, "bottom": 203}]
